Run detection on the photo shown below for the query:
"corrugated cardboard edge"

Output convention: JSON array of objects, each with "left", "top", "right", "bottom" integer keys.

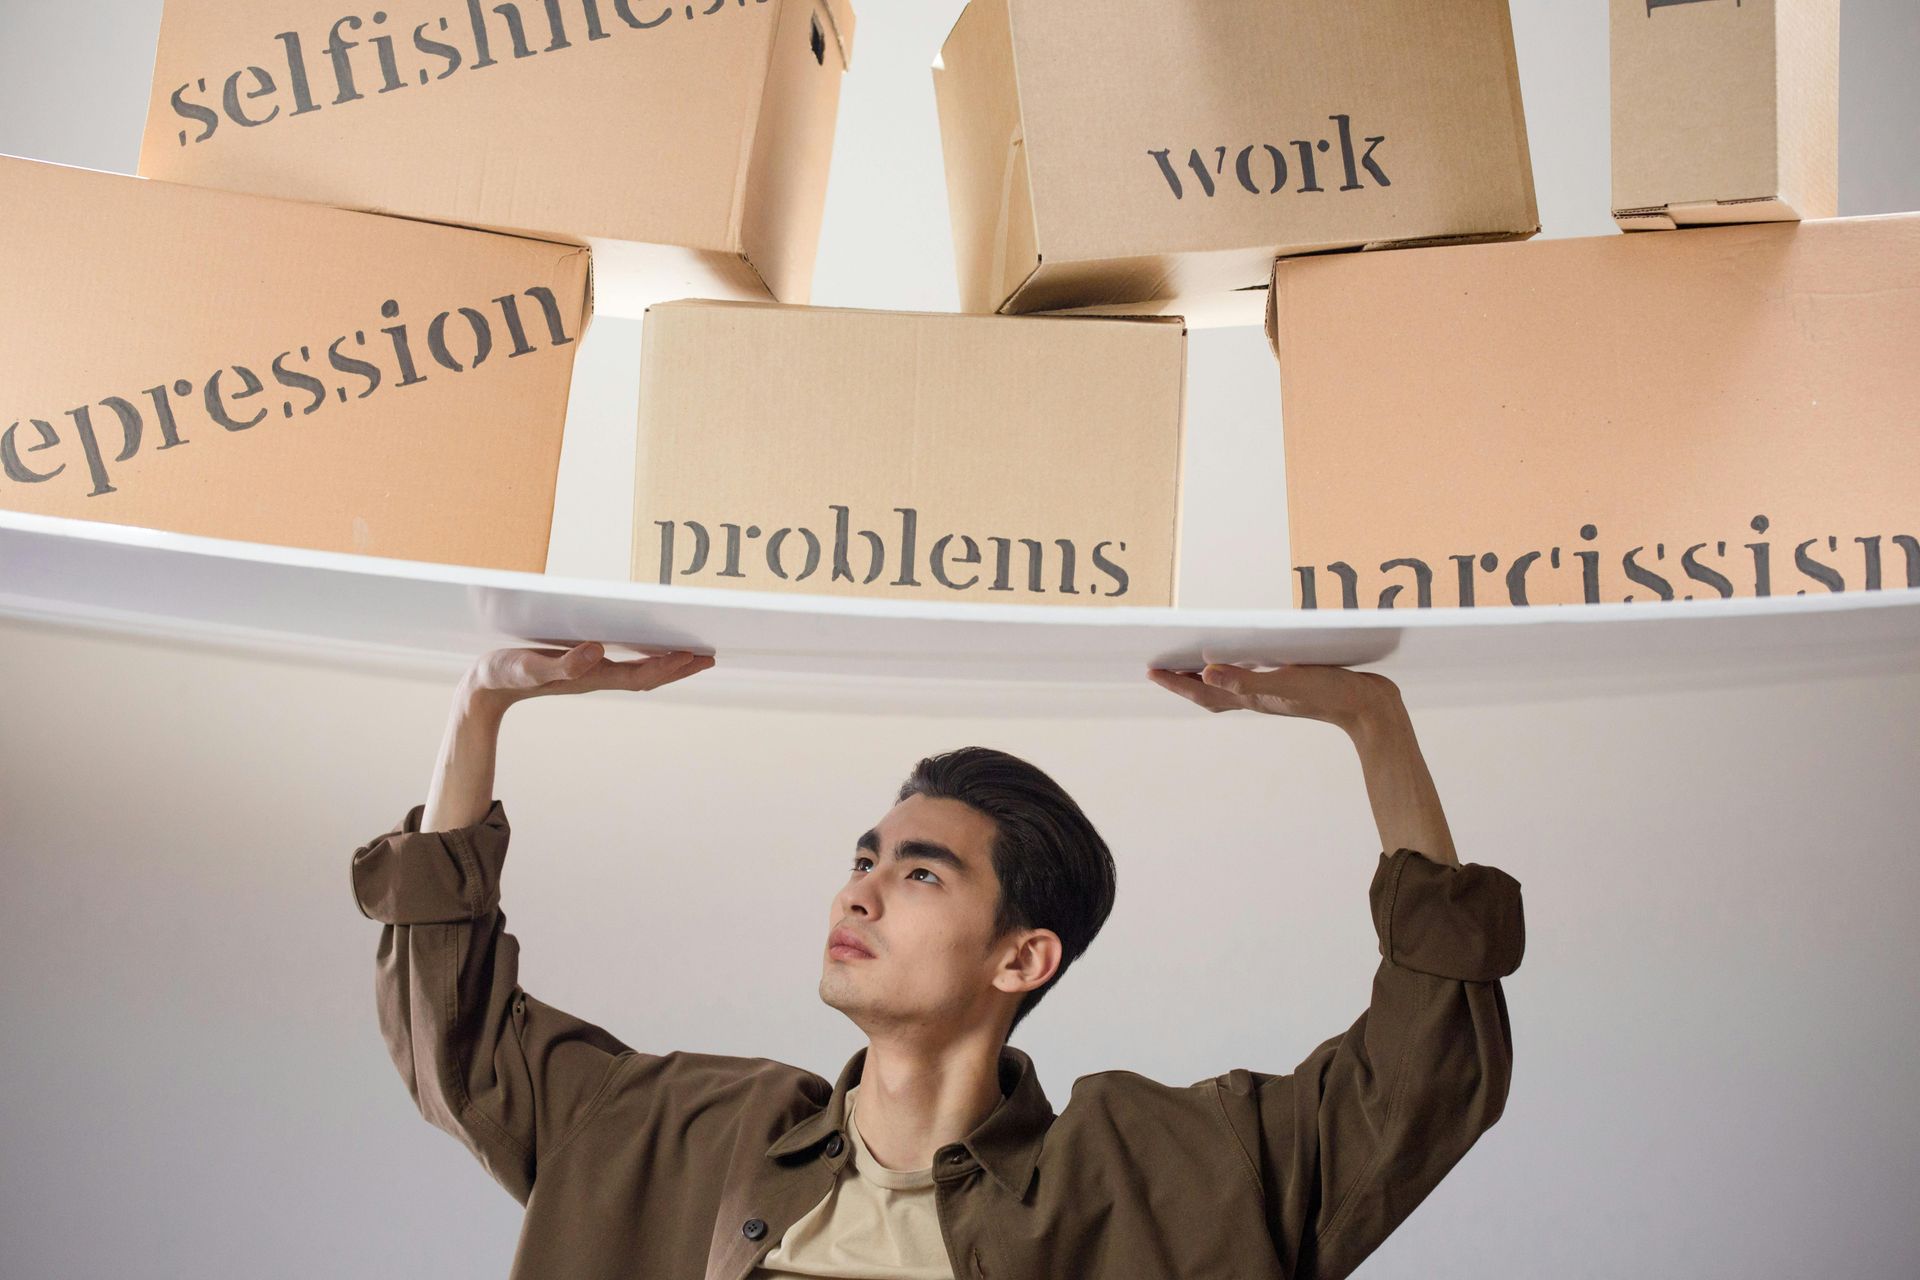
[
  {"left": 726, "top": 9, "right": 784, "bottom": 268},
  {"left": 1611, "top": 194, "right": 1805, "bottom": 231},
  {"left": 996, "top": 2, "right": 1046, "bottom": 316},
  {"left": 1775, "top": 0, "right": 1840, "bottom": 223},
  {"left": 1265, "top": 260, "right": 1282, "bottom": 360},
  {"left": 1359, "top": 227, "right": 1540, "bottom": 253},
  {"left": 571, "top": 245, "right": 597, "bottom": 340},
  {"left": 1166, "top": 319, "right": 1191, "bottom": 608},
  {"left": 633, "top": 301, "right": 662, "bottom": 583},
  {"left": 725, "top": 0, "right": 851, "bottom": 302},
  {"left": 1020, "top": 287, "right": 1262, "bottom": 329},
  {"left": 1496, "top": 0, "right": 1542, "bottom": 234}
]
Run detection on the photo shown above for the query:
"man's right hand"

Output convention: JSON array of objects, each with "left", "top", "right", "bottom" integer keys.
[{"left": 462, "top": 642, "right": 716, "bottom": 715}]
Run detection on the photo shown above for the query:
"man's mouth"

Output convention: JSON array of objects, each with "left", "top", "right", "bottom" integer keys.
[{"left": 828, "top": 928, "right": 875, "bottom": 960}]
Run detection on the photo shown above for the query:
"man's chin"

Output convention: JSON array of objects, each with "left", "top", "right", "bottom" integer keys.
[{"left": 819, "top": 975, "right": 881, "bottom": 1020}]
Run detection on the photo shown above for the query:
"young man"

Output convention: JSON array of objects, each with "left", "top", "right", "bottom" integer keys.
[{"left": 350, "top": 642, "right": 1525, "bottom": 1280}]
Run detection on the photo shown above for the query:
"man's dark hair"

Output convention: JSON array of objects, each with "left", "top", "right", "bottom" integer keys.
[{"left": 896, "top": 747, "right": 1116, "bottom": 1039}]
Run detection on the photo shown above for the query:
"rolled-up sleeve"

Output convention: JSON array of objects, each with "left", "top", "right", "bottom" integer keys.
[
  {"left": 1211, "top": 848, "right": 1525, "bottom": 1280},
  {"left": 351, "top": 800, "right": 634, "bottom": 1205}
]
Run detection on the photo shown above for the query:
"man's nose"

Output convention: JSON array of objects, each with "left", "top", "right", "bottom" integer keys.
[{"left": 837, "top": 877, "right": 880, "bottom": 916}]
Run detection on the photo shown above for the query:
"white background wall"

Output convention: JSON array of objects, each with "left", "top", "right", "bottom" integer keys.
[{"left": 3, "top": 2, "right": 1919, "bottom": 1276}]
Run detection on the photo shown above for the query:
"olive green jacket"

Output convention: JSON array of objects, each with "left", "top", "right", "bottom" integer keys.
[{"left": 351, "top": 798, "right": 1524, "bottom": 1279}]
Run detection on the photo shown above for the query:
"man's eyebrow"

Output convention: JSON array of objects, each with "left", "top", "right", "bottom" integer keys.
[{"left": 855, "top": 829, "right": 969, "bottom": 876}]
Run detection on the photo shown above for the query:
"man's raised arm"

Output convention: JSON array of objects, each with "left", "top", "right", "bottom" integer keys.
[
  {"left": 350, "top": 642, "right": 714, "bottom": 1204},
  {"left": 1148, "top": 663, "right": 1525, "bottom": 1280}
]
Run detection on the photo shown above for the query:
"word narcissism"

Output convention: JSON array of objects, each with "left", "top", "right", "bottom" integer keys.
[
  {"left": 1296, "top": 515, "right": 1920, "bottom": 609},
  {"left": 167, "top": 0, "right": 770, "bottom": 147},
  {"left": 652, "top": 507, "right": 1136, "bottom": 598},
  {"left": 2, "top": 284, "right": 576, "bottom": 499}
]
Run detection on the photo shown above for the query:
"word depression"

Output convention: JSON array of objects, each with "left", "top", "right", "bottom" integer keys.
[
  {"left": 1149, "top": 115, "right": 1389, "bottom": 200},
  {"left": 3, "top": 285, "right": 576, "bottom": 499},
  {"left": 651, "top": 506, "right": 1136, "bottom": 598},
  {"left": 167, "top": 0, "right": 770, "bottom": 146}
]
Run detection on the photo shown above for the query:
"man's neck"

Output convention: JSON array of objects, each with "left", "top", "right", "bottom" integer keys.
[{"left": 852, "top": 1033, "right": 1007, "bottom": 1173}]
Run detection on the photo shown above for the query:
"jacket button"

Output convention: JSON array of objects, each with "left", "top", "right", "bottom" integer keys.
[
  {"left": 824, "top": 1133, "right": 844, "bottom": 1157},
  {"left": 742, "top": 1218, "right": 767, "bottom": 1241}
]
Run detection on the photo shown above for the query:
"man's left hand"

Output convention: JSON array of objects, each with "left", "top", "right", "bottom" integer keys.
[{"left": 1146, "top": 662, "right": 1398, "bottom": 734}]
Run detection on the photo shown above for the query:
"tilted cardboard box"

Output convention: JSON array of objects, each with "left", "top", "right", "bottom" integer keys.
[
  {"left": 1, "top": 155, "right": 589, "bottom": 573},
  {"left": 138, "top": 0, "right": 854, "bottom": 316},
  {"left": 1612, "top": 0, "right": 1840, "bottom": 230},
  {"left": 933, "top": 0, "right": 1539, "bottom": 326},
  {"left": 1266, "top": 215, "right": 1920, "bottom": 609},
  {"left": 634, "top": 301, "right": 1187, "bottom": 605}
]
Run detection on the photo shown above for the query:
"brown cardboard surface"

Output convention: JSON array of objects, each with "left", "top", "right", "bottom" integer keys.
[
  {"left": 138, "top": 0, "right": 852, "bottom": 316},
  {"left": 0, "top": 155, "right": 588, "bottom": 573},
  {"left": 934, "top": 0, "right": 1538, "bottom": 320},
  {"left": 1610, "top": 0, "right": 1839, "bottom": 228},
  {"left": 633, "top": 301, "right": 1187, "bottom": 606},
  {"left": 1267, "top": 215, "right": 1920, "bottom": 609}
]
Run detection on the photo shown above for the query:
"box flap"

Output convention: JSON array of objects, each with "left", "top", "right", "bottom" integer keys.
[
  {"left": 817, "top": 0, "right": 856, "bottom": 67},
  {"left": 933, "top": 0, "right": 1039, "bottom": 314}
]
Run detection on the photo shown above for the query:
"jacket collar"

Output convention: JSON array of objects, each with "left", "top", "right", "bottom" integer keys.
[{"left": 765, "top": 1043, "right": 1055, "bottom": 1200}]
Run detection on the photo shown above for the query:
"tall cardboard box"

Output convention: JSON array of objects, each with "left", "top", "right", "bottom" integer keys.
[
  {"left": 1612, "top": 0, "right": 1841, "bottom": 230},
  {"left": 1266, "top": 216, "right": 1920, "bottom": 609},
  {"left": 933, "top": 0, "right": 1538, "bottom": 325},
  {"left": 138, "top": 0, "right": 855, "bottom": 316},
  {"left": 1, "top": 155, "right": 589, "bottom": 573},
  {"left": 634, "top": 301, "right": 1187, "bottom": 605}
]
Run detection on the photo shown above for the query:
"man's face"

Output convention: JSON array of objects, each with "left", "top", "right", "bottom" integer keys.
[{"left": 819, "top": 793, "right": 1020, "bottom": 1039}]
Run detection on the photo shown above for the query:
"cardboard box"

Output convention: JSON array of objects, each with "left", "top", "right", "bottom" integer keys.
[
  {"left": 634, "top": 301, "right": 1187, "bottom": 605},
  {"left": 1611, "top": 0, "right": 1840, "bottom": 230},
  {"left": 0, "top": 155, "right": 589, "bottom": 573},
  {"left": 1266, "top": 215, "right": 1920, "bottom": 609},
  {"left": 933, "top": 0, "right": 1539, "bottom": 326},
  {"left": 138, "top": 0, "right": 854, "bottom": 317}
]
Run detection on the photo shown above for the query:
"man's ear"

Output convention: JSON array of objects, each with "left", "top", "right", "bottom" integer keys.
[{"left": 994, "top": 928, "right": 1062, "bottom": 998}]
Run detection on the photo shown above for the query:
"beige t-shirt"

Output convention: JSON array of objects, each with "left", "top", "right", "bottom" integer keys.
[{"left": 748, "top": 1084, "right": 955, "bottom": 1279}]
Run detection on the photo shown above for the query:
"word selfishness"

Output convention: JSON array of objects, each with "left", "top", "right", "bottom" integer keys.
[{"left": 165, "top": 0, "right": 768, "bottom": 146}]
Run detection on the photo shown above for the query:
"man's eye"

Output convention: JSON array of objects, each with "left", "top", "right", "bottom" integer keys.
[{"left": 908, "top": 868, "right": 938, "bottom": 884}]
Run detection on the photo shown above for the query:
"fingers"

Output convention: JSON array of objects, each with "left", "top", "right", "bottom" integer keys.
[
  {"left": 1146, "top": 666, "right": 1237, "bottom": 712},
  {"left": 552, "top": 641, "right": 603, "bottom": 679},
  {"left": 515, "top": 643, "right": 715, "bottom": 692},
  {"left": 1200, "top": 662, "right": 1250, "bottom": 693},
  {"left": 629, "top": 651, "right": 715, "bottom": 690}
]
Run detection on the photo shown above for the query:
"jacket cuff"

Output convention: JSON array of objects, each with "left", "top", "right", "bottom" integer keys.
[
  {"left": 1368, "top": 847, "right": 1525, "bottom": 981},
  {"left": 350, "top": 799, "right": 510, "bottom": 924}
]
